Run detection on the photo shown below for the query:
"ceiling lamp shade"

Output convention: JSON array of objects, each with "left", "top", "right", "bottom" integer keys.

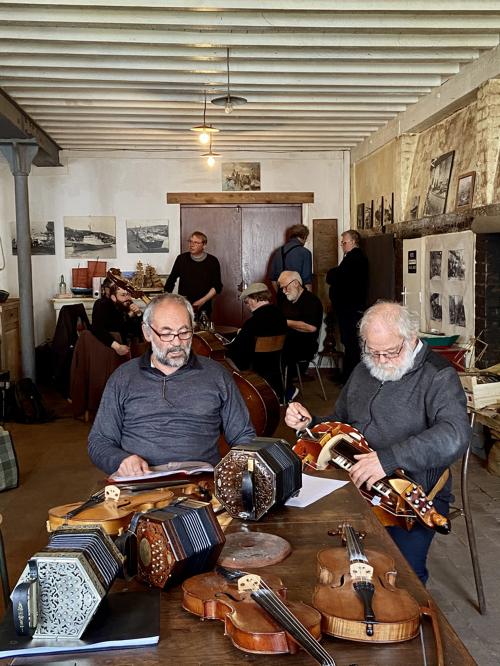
[
  {"left": 211, "top": 48, "right": 247, "bottom": 114},
  {"left": 191, "top": 91, "right": 219, "bottom": 144},
  {"left": 202, "top": 136, "right": 220, "bottom": 167}
]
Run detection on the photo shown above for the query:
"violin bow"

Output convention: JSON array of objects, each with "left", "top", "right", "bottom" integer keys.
[{"left": 216, "top": 566, "right": 336, "bottom": 666}]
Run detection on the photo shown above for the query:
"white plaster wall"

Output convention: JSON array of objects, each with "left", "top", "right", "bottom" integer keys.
[{"left": 0, "top": 149, "right": 346, "bottom": 344}]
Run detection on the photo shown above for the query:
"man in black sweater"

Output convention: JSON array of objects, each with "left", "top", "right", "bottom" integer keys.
[
  {"left": 91, "top": 284, "right": 143, "bottom": 357},
  {"left": 326, "top": 229, "right": 368, "bottom": 382},
  {"left": 164, "top": 231, "right": 222, "bottom": 320}
]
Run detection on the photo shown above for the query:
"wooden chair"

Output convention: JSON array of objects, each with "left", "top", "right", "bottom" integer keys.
[
  {"left": 253, "top": 334, "right": 286, "bottom": 402},
  {"left": 284, "top": 353, "right": 327, "bottom": 403}
]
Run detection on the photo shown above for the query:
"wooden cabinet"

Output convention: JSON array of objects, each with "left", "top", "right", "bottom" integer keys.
[{"left": 0, "top": 298, "right": 21, "bottom": 381}]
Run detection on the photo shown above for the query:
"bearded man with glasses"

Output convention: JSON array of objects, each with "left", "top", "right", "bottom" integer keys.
[
  {"left": 88, "top": 293, "right": 255, "bottom": 477},
  {"left": 285, "top": 301, "right": 470, "bottom": 584}
]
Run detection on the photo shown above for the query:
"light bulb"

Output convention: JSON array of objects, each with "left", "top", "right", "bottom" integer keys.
[
  {"left": 224, "top": 101, "right": 233, "bottom": 114},
  {"left": 207, "top": 155, "right": 216, "bottom": 167},
  {"left": 199, "top": 131, "right": 210, "bottom": 145}
]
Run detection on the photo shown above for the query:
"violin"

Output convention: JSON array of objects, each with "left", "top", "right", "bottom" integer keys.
[
  {"left": 182, "top": 567, "right": 335, "bottom": 664},
  {"left": 313, "top": 523, "right": 421, "bottom": 643},
  {"left": 293, "top": 422, "right": 450, "bottom": 533},
  {"left": 46, "top": 485, "right": 175, "bottom": 535},
  {"left": 192, "top": 330, "right": 280, "bottom": 438}
]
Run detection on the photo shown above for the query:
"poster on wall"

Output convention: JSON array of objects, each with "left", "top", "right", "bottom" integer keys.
[
  {"left": 364, "top": 201, "right": 373, "bottom": 229},
  {"left": 407, "top": 250, "right": 417, "bottom": 274},
  {"left": 11, "top": 220, "right": 55, "bottom": 255},
  {"left": 423, "top": 151, "right": 455, "bottom": 216},
  {"left": 423, "top": 230, "right": 474, "bottom": 340},
  {"left": 64, "top": 216, "right": 116, "bottom": 258},
  {"left": 222, "top": 162, "right": 261, "bottom": 191},
  {"left": 126, "top": 219, "right": 169, "bottom": 253}
]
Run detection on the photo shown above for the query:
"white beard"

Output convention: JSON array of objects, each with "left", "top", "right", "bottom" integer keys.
[
  {"left": 151, "top": 339, "right": 191, "bottom": 368},
  {"left": 362, "top": 344, "right": 415, "bottom": 382}
]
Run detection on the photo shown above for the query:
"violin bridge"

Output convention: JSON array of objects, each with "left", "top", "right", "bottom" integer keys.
[
  {"left": 350, "top": 562, "right": 373, "bottom": 580},
  {"left": 104, "top": 485, "right": 121, "bottom": 502},
  {"left": 237, "top": 573, "right": 261, "bottom": 593}
]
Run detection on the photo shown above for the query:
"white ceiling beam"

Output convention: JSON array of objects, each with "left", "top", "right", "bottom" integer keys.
[
  {"left": 0, "top": 68, "right": 442, "bottom": 87},
  {"left": 6, "top": 1, "right": 500, "bottom": 11},
  {"left": 0, "top": 55, "right": 461, "bottom": 76},
  {"left": 0, "top": 41, "right": 483, "bottom": 62},
  {"left": 1, "top": 6, "right": 500, "bottom": 31},
  {"left": 0, "top": 27, "right": 497, "bottom": 49}
]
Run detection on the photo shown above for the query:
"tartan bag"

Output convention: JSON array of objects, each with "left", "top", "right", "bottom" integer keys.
[{"left": 0, "top": 426, "right": 19, "bottom": 491}]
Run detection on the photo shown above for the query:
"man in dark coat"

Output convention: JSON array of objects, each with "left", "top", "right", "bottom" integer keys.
[{"left": 326, "top": 229, "right": 368, "bottom": 382}]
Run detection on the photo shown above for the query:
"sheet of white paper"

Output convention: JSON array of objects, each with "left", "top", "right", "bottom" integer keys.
[{"left": 285, "top": 473, "right": 349, "bottom": 508}]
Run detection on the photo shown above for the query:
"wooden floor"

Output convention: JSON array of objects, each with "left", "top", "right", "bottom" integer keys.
[{"left": 0, "top": 371, "right": 499, "bottom": 664}]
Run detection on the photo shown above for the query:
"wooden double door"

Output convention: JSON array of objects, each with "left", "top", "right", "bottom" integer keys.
[{"left": 181, "top": 204, "right": 302, "bottom": 326}]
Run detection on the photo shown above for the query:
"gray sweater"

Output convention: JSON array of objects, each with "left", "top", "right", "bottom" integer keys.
[
  {"left": 88, "top": 352, "right": 256, "bottom": 474},
  {"left": 314, "top": 344, "right": 471, "bottom": 498}
]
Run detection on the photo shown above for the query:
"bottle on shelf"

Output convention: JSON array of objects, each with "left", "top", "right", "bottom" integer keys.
[{"left": 58, "top": 274, "right": 67, "bottom": 296}]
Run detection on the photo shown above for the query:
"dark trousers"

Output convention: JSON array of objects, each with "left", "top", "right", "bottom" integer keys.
[
  {"left": 386, "top": 497, "right": 449, "bottom": 584},
  {"left": 337, "top": 309, "right": 363, "bottom": 381}
]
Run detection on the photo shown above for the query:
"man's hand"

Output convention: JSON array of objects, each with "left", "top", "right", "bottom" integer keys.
[
  {"left": 192, "top": 298, "right": 205, "bottom": 309},
  {"left": 114, "top": 454, "right": 150, "bottom": 477},
  {"left": 350, "top": 452, "right": 385, "bottom": 491},
  {"left": 128, "top": 302, "right": 142, "bottom": 317},
  {"left": 111, "top": 341, "right": 130, "bottom": 356},
  {"left": 285, "top": 402, "right": 312, "bottom": 431}
]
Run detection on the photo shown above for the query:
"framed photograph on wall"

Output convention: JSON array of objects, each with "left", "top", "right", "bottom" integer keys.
[
  {"left": 364, "top": 200, "right": 373, "bottom": 229},
  {"left": 423, "top": 151, "right": 455, "bottom": 217},
  {"left": 409, "top": 195, "right": 420, "bottom": 220},
  {"left": 356, "top": 203, "right": 365, "bottom": 229},
  {"left": 374, "top": 196, "right": 384, "bottom": 227},
  {"left": 455, "top": 171, "right": 476, "bottom": 211},
  {"left": 222, "top": 162, "right": 261, "bottom": 191}
]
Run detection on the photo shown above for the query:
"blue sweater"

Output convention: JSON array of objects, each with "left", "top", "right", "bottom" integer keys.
[{"left": 88, "top": 352, "right": 256, "bottom": 474}]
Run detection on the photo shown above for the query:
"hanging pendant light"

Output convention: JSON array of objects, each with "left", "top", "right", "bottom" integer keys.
[
  {"left": 191, "top": 90, "right": 219, "bottom": 144},
  {"left": 211, "top": 48, "right": 247, "bottom": 114},
  {"left": 201, "top": 135, "right": 220, "bottom": 167}
]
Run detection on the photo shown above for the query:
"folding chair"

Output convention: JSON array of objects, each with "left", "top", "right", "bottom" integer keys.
[{"left": 447, "top": 411, "right": 486, "bottom": 614}]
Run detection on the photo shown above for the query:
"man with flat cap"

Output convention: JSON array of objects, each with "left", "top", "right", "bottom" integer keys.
[{"left": 225, "top": 283, "right": 288, "bottom": 394}]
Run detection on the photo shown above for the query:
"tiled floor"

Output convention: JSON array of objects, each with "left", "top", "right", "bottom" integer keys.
[{"left": 0, "top": 374, "right": 499, "bottom": 664}]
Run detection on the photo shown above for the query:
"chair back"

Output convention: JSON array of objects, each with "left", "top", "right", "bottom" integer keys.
[{"left": 254, "top": 334, "right": 286, "bottom": 354}]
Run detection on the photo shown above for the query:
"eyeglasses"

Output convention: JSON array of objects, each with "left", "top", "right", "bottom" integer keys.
[
  {"left": 147, "top": 323, "right": 193, "bottom": 343},
  {"left": 363, "top": 340, "right": 405, "bottom": 360},
  {"left": 279, "top": 279, "right": 298, "bottom": 292},
  {"left": 189, "top": 240, "right": 204, "bottom": 245}
]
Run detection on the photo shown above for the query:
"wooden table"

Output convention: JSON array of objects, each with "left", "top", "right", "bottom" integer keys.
[{"left": 9, "top": 471, "right": 475, "bottom": 665}]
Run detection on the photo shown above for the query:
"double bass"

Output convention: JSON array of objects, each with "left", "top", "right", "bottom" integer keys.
[{"left": 106, "top": 269, "right": 280, "bottom": 437}]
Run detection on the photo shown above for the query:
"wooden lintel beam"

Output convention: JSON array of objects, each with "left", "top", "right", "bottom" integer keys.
[{"left": 167, "top": 192, "right": 314, "bottom": 204}]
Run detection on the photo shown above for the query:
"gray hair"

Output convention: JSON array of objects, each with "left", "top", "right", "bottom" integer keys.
[
  {"left": 278, "top": 270, "right": 303, "bottom": 286},
  {"left": 359, "top": 301, "right": 419, "bottom": 342},
  {"left": 143, "top": 293, "right": 195, "bottom": 329}
]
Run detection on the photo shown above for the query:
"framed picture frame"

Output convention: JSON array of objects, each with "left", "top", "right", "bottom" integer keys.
[
  {"left": 374, "top": 196, "right": 384, "bottom": 227},
  {"left": 423, "top": 150, "right": 455, "bottom": 217},
  {"left": 222, "top": 162, "right": 261, "bottom": 191},
  {"left": 455, "top": 171, "right": 476, "bottom": 211},
  {"left": 356, "top": 203, "right": 365, "bottom": 229},
  {"left": 364, "top": 200, "right": 373, "bottom": 229}
]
